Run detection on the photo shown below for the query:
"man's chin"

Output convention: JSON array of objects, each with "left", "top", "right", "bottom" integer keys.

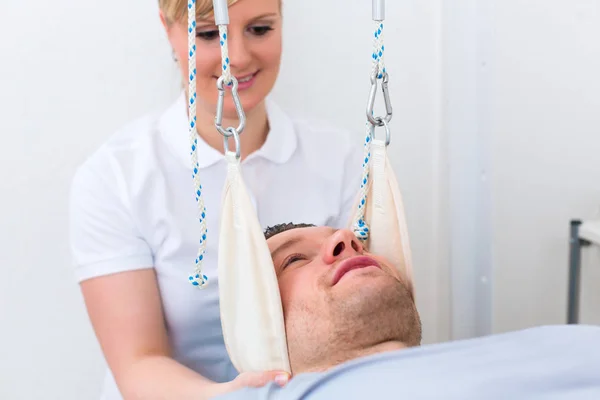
[
  {"left": 332, "top": 266, "right": 398, "bottom": 292},
  {"left": 331, "top": 272, "right": 402, "bottom": 312},
  {"left": 326, "top": 274, "right": 416, "bottom": 346}
]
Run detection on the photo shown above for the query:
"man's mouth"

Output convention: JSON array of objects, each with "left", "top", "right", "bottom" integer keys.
[{"left": 331, "top": 256, "right": 382, "bottom": 285}]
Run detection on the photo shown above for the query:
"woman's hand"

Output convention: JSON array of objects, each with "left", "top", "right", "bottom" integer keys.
[{"left": 207, "top": 370, "right": 291, "bottom": 398}]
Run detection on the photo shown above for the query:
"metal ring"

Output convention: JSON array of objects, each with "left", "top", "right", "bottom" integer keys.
[
  {"left": 222, "top": 127, "right": 241, "bottom": 160},
  {"left": 372, "top": 118, "right": 391, "bottom": 147},
  {"left": 368, "top": 114, "right": 385, "bottom": 127}
]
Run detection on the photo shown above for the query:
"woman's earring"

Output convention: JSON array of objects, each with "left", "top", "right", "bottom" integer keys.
[{"left": 172, "top": 49, "right": 177, "bottom": 62}]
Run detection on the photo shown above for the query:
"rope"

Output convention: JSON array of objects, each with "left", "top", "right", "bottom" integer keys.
[
  {"left": 188, "top": 0, "right": 209, "bottom": 288},
  {"left": 187, "top": 1, "right": 235, "bottom": 287},
  {"left": 373, "top": 21, "right": 386, "bottom": 79},
  {"left": 353, "top": 21, "right": 387, "bottom": 242},
  {"left": 218, "top": 25, "right": 233, "bottom": 85}
]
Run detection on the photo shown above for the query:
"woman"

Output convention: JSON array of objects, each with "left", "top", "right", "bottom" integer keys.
[{"left": 68, "top": 0, "right": 363, "bottom": 398}]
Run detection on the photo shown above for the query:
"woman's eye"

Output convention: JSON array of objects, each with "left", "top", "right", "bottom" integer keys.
[
  {"left": 196, "top": 30, "right": 219, "bottom": 40},
  {"left": 196, "top": 26, "right": 272, "bottom": 41},
  {"left": 249, "top": 26, "right": 273, "bottom": 36}
]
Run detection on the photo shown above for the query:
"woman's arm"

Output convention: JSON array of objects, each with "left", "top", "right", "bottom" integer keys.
[
  {"left": 81, "top": 268, "right": 219, "bottom": 399},
  {"left": 81, "top": 269, "right": 287, "bottom": 399}
]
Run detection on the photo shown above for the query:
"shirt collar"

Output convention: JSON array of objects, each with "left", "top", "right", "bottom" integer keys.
[{"left": 159, "top": 91, "right": 297, "bottom": 169}]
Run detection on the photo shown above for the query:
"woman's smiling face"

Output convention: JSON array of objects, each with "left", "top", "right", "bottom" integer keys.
[{"left": 162, "top": 0, "right": 283, "bottom": 118}]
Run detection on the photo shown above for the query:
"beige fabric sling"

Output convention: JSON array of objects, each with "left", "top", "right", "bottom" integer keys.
[
  {"left": 348, "top": 138, "right": 415, "bottom": 295},
  {"left": 217, "top": 153, "right": 291, "bottom": 374}
]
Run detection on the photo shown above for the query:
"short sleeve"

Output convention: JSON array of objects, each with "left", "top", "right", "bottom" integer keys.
[
  {"left": 68, "top": 151, "right": 153, "bottom": 282},
  {"left": 329, "top": 138, "right": 364, "bottom": 230}
]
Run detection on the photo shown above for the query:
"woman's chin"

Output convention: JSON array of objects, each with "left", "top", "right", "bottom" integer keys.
[{"left": 221, "top": 95, "right": 263, "bottom": 117}]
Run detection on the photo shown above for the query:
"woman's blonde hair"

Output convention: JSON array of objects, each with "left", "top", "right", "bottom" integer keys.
[{"left": 159, "top": 0, "right": 241, "bottom": 24}]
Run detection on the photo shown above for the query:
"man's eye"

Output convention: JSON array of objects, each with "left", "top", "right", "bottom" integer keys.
[
  {"left": 249, "top": 26, "right": 273, "bottom": 36},
  {"left": 196, "top": 30, "right": 219, "bottom": 40},
  {"left": 282, "top": 254, "right": 305, "bottom": 269}
]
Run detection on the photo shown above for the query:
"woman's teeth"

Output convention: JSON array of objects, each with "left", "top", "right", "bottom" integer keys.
[{"left": 238, "top": 74, "right": 254, "bottom": 83}]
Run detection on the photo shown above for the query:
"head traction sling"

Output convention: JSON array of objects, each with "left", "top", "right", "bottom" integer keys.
[{"left": 187, "top": 0, "right": 414, "bottom": 374}]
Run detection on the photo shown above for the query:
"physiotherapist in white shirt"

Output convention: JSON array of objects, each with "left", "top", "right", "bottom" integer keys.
[{"left": 68, "top": 0, "right": 363, "bottom": 399}]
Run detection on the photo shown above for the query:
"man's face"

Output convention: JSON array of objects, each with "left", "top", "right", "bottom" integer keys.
[{"left": 267, "top": 226, "right": 421, "bottom": 373}]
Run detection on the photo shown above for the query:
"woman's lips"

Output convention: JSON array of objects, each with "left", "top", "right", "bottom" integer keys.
[
  {"left": 212, "top": 71, "right": 259, "bottom": 91},
  {"left": 331, "top": 256, "right": 382, "bottom": 285},
  {"left": 235, "top": 72, "right": 257, "bottom": 90}
]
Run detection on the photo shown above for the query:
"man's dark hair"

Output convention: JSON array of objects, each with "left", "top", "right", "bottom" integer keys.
[{"left": 264, "top": 222, "right": 315, "bottom": 240}]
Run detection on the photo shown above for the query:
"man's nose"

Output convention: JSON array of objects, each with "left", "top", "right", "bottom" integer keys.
[{"left": 321, "top": 229, "right": 364, "bottom": 265}]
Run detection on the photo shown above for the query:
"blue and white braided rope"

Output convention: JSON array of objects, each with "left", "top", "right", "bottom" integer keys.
[
  {"left": 218, "top": 25, "right": 233, "bottom": 85},
  {"left": 373, "top": 21, "right": 386, "bottom": 80},
  {"left": 188, "top": 0, "right": 209, "bottom": 288},
  {"left": 353, "top": 21, "right": 387, "bottom": 242}
]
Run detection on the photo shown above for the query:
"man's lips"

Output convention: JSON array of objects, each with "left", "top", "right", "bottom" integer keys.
[{"left": 331, "top": 256, "right": 382, "bottom": 285}]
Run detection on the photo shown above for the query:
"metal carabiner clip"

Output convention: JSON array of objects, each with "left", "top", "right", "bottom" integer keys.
[
  {"left": 215, "top": 75, "right": 246, "bottom": 138},
  {"left": 366, "top": 68, "right": 393, "bottom": 128}
]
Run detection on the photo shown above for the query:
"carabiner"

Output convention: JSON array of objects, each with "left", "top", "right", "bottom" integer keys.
[
  {"left": 366, "top": 68, "right": 393, "bottom": 127},
  {"left": 215, "top": 75, "right": 246, "bottom": 137}
]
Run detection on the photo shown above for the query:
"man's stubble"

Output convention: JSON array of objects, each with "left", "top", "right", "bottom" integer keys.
[{"left": 285, "top": 273, "right": 422, "bottom": 374}]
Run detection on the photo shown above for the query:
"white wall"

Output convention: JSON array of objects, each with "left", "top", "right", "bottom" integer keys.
[
  {"left": 0, "top": 1, "right": 445, "bottom": 399},
  {"left": 441, "top": 0, "right": 600, "bottom": 339},
  {"left": 481, "top": 0, "right": 600, "bottom": 332},
  {"left": 441, "top": 0, "right": 495, "bottom": 340},
  {"left": 1, "top": 1, "right": 178, "bottom": 399}
]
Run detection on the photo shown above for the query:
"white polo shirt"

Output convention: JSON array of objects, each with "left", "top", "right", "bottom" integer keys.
[{"left": 68, "top": 92, "right": 364, "bottom": 399}]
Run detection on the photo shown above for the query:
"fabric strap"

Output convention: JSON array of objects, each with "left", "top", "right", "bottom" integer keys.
[
  {"left": 348, "top": 139, "right": 415, "bottom": 295},
  {"left": 218, "top": 154, "right": 291, "bottom": 373}
]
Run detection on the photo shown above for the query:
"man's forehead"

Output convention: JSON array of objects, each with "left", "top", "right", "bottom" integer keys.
[{"left": 267, "top": 226, "right": 335, "bottom": 252}]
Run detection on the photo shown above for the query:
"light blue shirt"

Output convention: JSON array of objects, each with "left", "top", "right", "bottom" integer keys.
[{"left": 216, "top": 325, "right": 600, "bottom": 400}]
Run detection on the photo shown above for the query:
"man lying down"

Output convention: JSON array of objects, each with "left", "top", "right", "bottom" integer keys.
[{"left": 217, "top": 223, "right": 600, "bottom": 400}]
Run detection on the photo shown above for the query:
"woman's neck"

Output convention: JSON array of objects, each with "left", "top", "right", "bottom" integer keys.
[{"left": 194, "top": 100, "right": 269, "bottom": 160}]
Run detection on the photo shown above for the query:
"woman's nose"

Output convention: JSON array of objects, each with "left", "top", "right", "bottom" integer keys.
[
  {"left": 321, "top": 229, "right": 364, "bottom": 265},
  {"left": 227, "top": 32, "right": 252, "bottom": 72}
]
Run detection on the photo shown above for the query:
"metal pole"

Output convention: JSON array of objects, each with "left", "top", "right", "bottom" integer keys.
[
  {"left": 213, "top": 0, "right": 229, "bottom": 25},
  {"left": 372, "top": 0, "right": 385, "bottom": 21},
  {"left": 567, "top": 220, "right": 582, "bottom": 324}
]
